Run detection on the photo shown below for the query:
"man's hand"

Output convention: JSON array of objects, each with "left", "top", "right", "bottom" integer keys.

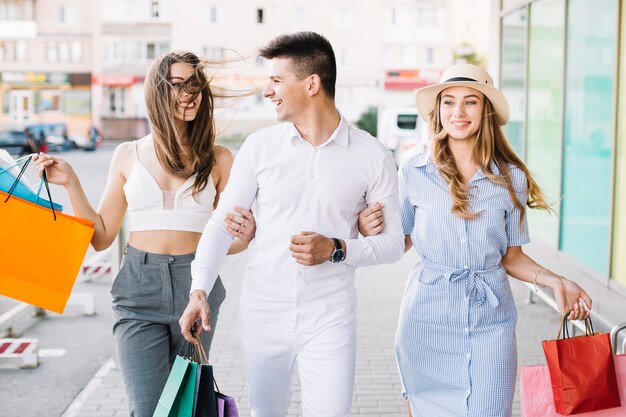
[
  {"left": 179, "top": 290, "right": 211, "bottom": 344},
  {"left": 358, "top": 202, "right": 384, "bottom": 236},
  {"left": 290, "top": 231, "right": 336, "bottom": 266}
]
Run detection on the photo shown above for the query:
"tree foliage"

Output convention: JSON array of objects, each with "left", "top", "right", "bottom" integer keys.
[{"left": 356, "top": 106, "right": 377, "bottom": 137}]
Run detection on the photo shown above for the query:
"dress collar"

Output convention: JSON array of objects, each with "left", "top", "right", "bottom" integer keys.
[{"left": 413, "top": 152, "right": 503, "bottom": 178}]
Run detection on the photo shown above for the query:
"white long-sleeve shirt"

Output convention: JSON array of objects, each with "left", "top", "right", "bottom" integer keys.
[{"left": 190, "top": 114, "right": 404, "bottom": 302}]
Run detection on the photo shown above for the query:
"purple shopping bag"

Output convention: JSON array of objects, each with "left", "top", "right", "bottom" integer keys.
[
  {"left": 520, "top": 354, "right": 626, "bottom": 416},
  {"left": 216, "top": 392, "right": 239, "bottom": 417}
]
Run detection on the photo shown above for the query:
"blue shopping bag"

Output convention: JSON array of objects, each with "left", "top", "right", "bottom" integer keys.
[{"left": 0, "top": 152, "right": 63, "bottom": 211}]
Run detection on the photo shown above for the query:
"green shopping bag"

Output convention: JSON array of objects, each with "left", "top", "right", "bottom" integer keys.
[{"left": 153, "top": 355, "right": 198, "bottom": 417}]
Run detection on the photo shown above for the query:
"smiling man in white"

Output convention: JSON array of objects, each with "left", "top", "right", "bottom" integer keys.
[{"left": 179, "top": 31, "right": 404, "bottom": 417}]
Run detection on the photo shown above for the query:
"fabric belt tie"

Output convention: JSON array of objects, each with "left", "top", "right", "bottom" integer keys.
[{"left": 422, "top": 259, "right": 501, "bottom": 308}]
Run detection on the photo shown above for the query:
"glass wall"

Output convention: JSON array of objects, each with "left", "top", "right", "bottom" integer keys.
[
  {"left": 500, "top": 8, "right": 527, "bottom": 157},
  {"left": 525, "top": 0, "right": 565, "bottom": 246},
  {"left": 612, "top": 1, "right": 626, "bottom": 286},
  {"left": 560, "top": 0, "right": 617, "bottom": 275}
]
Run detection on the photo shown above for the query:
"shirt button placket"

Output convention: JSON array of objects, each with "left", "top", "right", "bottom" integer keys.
[{"left": 305, "top": 149, "right": 317, "bottom": 220}]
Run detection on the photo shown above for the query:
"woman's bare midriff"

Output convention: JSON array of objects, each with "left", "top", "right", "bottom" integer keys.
[{"left": 127, "top": 230, "right": 202, "bottom": 255}]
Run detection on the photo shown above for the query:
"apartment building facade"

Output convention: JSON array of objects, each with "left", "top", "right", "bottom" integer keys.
[
  {"left": 1, "top": 0, "right": 486, "bottom": 142},
  {"left": 0, "top": 0, "right": 94, "bottom": 138}
]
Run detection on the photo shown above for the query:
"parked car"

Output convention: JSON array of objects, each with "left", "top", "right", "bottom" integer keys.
[
  {"left": 46, "top": 133, "right": 100, "bottom": 151},
  {"left": 0, "top": 130, "right": 28, "bottom": 155},
  {"left": 377, "top": 106, "right": 430, "bottom": 165}
]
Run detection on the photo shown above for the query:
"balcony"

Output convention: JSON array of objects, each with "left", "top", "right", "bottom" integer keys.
[{"left": 0, "top": 20, "right": 36, "bottom": 38}]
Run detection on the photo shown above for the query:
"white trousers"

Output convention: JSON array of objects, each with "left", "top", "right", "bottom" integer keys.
[{"left": 238, "top": 285, "right": 357, "bottom": 417}]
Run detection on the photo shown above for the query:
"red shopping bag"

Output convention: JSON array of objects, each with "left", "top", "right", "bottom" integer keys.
[
  {"left": 541, "top": 315, "right": 621, "bottom": 415},
  {"left": 520, "top": 354, "right": 626, "bottom": 417}
]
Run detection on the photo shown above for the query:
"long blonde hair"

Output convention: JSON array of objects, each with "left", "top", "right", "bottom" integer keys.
[
  {"left": 144, "top": 51, "right": 216, "bottom": 197},
  {"left": 429, "top": 93, "right": 551, "bottom": 221}
]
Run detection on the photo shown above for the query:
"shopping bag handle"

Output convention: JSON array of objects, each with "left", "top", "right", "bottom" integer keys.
[
  {"left": 557, "top": 313, "right": 594, "bottom": 339},
  {"left": 188, "top": 332, "right": 224, "bottom": 394},
  {"left": 178, "top": 325, "right": 209, "bottom": 364},
  {"left": 0, "top": 153, "right": 34, "bottom": 175},
  {"left": 3, "top": 155, "right": 57, "bottom": 221}
]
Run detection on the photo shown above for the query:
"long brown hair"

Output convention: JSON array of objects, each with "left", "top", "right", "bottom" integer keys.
[
  {"left": 144, "top": 51, "right": 215, "bottom": 197},
  {"left": 429, "top": 92, "right": 552, "bottom": 221}
]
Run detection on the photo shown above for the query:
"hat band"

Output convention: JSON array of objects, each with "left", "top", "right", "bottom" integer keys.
[{"left": 444, "top": 76, "right": 478, "bottom": 83}]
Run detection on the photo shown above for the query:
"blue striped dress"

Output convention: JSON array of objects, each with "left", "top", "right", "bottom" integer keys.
[{"left": 395, "top": 152, "right": 529, "bottom": 417}]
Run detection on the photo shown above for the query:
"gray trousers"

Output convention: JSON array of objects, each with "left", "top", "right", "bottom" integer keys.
[{"left": 111, "top": 245, "right": 226, "bottom": 417}]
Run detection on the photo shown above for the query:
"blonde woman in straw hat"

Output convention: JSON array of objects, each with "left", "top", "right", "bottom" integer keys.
[{"left": 393, "top": 63, "right": 592, "bottom": 416}]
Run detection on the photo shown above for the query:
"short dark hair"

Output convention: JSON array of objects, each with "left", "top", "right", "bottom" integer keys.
[{"left": 259, "top": 31, "right": 337, "bottom": 99}]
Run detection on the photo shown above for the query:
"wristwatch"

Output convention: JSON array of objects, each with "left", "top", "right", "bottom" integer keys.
[{"left": 330, "top": 238, "right": 346, "bottom": 263}]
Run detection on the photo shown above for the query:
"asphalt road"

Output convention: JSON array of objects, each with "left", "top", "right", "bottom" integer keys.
[{"left": 0, "top": 143, "right": 118, "bottom": 417}]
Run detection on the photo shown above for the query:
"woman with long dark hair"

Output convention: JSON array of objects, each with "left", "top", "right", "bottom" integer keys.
[{"left": 34, "top": 51, "right": 256, "bottom": 417}]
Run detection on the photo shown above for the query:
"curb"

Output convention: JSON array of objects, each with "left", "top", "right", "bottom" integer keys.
[
  {"left": 61, "top": 357, "right": 116, "bottom": 417},
  {"left": 0, "top": 303, "right": 41, "bottom": 338}
]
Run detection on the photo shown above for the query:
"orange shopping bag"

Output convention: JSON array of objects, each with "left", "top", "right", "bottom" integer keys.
[{"left": 0, "top": 189, "right": 94, "bottom": 313}]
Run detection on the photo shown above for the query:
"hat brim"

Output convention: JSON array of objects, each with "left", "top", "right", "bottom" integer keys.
[{"left": 416, "top": 81, "right": 510, "bottom": 126}]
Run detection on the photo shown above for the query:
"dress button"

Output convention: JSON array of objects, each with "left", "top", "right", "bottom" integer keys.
[
  {"left": 460, "top": 238, "right": 466, "bottom": 244},
  {"left": 463, "top": 265, "right": 469, "bottom": 269},
  {"left": 466, "top": 353, "right": 471, "bottom": 359},
  {"left": 464, "top": 327, "right": 469, "bottom": 334}
]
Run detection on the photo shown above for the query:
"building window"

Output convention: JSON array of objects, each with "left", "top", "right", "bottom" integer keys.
[
  {"left": 0, "top": 1, "right": 28, "bottom": 20},
  {"left": 151, "top": 1, "right": 160, "bottom": 18},
  {"left": 500, "top": 8, "right": 527, "bottom": 156},
  {"left": 70, "top": 41, "right": 82, "bottom": 61},
  {"left": 257, "top": 8, "right": 263, "bottom": 24},
  {"left": 331, "top": 9, "right": 355, "bottom": 30},
  {"left": 207, "top": 6, "right": 222, "bottom": 23},
  {"left": 293, "top": 7, "right": 305, "bottom": 27},
  {"left": 59, "top": 42, "right": 70, "bottom": 61},
  {"left": 0, "top": 41, "right": 28, "bottom": 62},
  {"left": 41, "top": 90, "right": 62, "bottom": 112},
  {"left": 426, "top": 47, "right": 434, "bottom": 64},
  {"left": 106, "top": 86, "right": 126, "bottom": 117},
  {"left": 525, "top": 0, "right": 565, "bottom": 247},
  {"left": 560, "top": 0, "right": 617, "bottom": 275},
  {"left": 202, "top": 46, "right": 225, "bottom": 60},
  {"left": 111, "top": 41, "right": 119, "bottom": 60},
  {"left": 58, "top": 6, "right": 78, "bottom": 25},
  {"left": 147, "top": 43, "right": 156, "bottom": 59},
  {"left": 45, "top": 42, "right": 82, "bottom": 62},
  {"left": 46, "top": 43, "right": 59, "bottom": 62},
  {"left": 147, "top": 42, "right": 169, "bottom": 59},
  {"left": 613, "top": 0, "right": 626, "bottom": 286},
  {"left": 417, "top": 8, "right": 437, "bottom": 27},
  {"left": 337, "top": 48, "right": 356, "bottom": 70},
  {"left": 383, "top": 7, "right": 397, "bottom": 26}
]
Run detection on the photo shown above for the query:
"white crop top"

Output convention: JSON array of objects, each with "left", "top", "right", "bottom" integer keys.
[{"left": 123, "top": 140, "right": 216, "bottom": 233}]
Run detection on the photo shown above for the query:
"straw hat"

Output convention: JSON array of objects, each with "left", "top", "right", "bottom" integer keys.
[{"left": 415, "top": 63, "right": 510, "bottom": 126}]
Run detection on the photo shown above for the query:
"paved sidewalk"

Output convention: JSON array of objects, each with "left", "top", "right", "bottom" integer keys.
[{"left": 64, "top": 251, "right": 562, "bottom": 417}]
